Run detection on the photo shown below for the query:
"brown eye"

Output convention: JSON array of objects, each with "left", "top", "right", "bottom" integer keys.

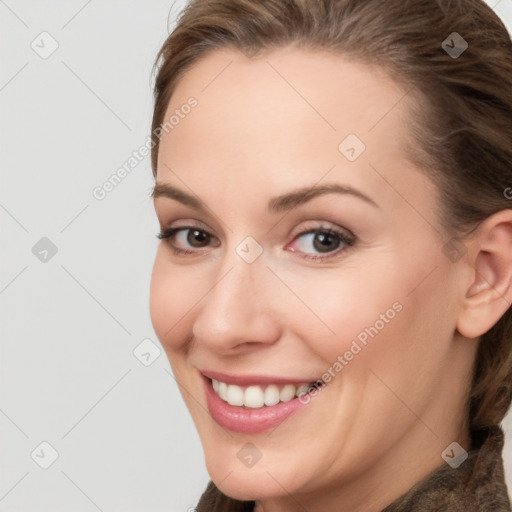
[
  {"left": 187, "top": 229, "right": 210, "bottom": 247},
  {"left": 157, "top": 226, "right": 220, "bottom": 254},
  {"left": 312, "top": 232, "right": 342, "bottom": 253},
  {"left": 291, "top": 229, "right": 350, "bottom": 255},
  {"left": 286, "top": 225, "right": 356, "bottom": 262}
]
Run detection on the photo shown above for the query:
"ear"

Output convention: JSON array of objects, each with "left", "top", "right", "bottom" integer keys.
[{"left": 456, "top": 209, "right": 512, "bottom": 339}]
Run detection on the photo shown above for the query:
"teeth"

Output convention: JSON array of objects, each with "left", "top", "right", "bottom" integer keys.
[
  {"left": 218, "top": 381, "right": 228, "bottom": 401},
  {"left": 211, "top": 379, "right": 314, "bottom": 408},
  {"left": 226, "top": 384, "right": 244, "bottom": 406},
  {"left": 280, "top": 384, "right": 296, "bottom": 402},
  {"left": 244, "top": 385, "right": 265, "bottom": 408},
  {"left": 296, "top": 384, "right": 310, "bottom": 396},
  {"left": 264, "top": 385, "right": 280, "bottom": 406}
]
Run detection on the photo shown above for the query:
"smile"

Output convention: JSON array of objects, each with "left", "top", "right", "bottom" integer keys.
[
  {"left": 201, "top": 371, "right": 323, "bottom": 434},
  {"left": 212, "top": 379, "right": 312, "bottom": 408}
]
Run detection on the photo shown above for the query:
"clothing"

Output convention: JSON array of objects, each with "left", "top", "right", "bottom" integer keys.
[{"left": 195, "top": 424, "right": 511, "bottom": 511}]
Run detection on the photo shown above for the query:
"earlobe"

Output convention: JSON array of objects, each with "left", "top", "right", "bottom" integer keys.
[{"left": 456, "top": 210, "right": 512, "bottom": 339}]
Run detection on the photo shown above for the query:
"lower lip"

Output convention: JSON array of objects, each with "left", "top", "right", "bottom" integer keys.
[{"left": 203, "top": 376, "right": 309, "bottom": 434}]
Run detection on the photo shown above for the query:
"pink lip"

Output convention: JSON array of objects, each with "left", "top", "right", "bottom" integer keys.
[
  {"left": 201, "top": 369, "right": 317, "bottom": 387},
  {"left": 202, "top": 374, "right": 310, "bottom": 434}
]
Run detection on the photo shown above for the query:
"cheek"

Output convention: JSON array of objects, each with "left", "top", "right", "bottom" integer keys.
[
  {"left": 335, "top": 255, "right": 457, "bottom": 397},
  {"left": 149, "top": 248, "right": 198, "bottom": 352},
  {"left": 280, "top": 259, "right": 407, "bottom": 364},
  {"left": 293, "top": 249, "right": 452, "bottom": 373}
]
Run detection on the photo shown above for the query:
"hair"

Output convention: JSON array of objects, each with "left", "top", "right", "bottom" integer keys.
[{"left": 151, "top": 0, "right": 512, "bottom": 459}]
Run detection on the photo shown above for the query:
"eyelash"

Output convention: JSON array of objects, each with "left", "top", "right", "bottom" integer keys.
[
  {"left": 156, "top": 225, "right": 356, "bottom": 262},
  {"left": 157, "top": 227, "right": 214, "bottom": 258},
  {"left": 290, "top": 226, "right": 356, "bottom": 261}
]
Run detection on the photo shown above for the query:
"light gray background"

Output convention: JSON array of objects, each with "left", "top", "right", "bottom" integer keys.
[{"left": 1, "top": 1, "right": 511, "bottom": 511}]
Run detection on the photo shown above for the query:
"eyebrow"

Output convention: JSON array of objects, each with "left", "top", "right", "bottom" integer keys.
[{"left": 152, "top": 181, "right": 379, "bottom": 212}]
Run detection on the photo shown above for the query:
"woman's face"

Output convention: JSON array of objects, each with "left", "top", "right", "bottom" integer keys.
[{"left": 150, "top": 47, "right": 475, "bottom": 509}]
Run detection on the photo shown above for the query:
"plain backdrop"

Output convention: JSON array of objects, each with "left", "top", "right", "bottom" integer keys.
[{"left": 1, "top": 1, "right": 511, "bottom": 511}]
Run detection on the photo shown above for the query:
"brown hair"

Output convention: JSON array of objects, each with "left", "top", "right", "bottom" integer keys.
[{"left": 151, "top": 0, "right": 512, "bottom": 433}]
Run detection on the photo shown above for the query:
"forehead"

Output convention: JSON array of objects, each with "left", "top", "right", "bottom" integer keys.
[
  {"left": 163, "top": 46, "right": 410, "bottom": 137},
  {"left": 156, "top": 46, "right": 436, "bottom": 221}
]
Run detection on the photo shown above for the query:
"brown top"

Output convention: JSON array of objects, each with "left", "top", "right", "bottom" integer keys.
[{"left": 195, "top": 424, "right": 511, "bottom": 511}]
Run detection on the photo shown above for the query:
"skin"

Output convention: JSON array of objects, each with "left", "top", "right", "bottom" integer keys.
[{"left": 150, "top": 46, "right": 512, "bottom": 512}]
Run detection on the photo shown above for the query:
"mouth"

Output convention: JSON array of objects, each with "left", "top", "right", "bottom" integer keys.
[
  {"left": 211, "top": 378, "right": 313, "bottom": 408},
  {"left": 201, "top": 371, "right": 324, "bottom": 434}
]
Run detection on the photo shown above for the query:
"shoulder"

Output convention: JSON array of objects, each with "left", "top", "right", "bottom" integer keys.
[{"left": 383, "top": 424, "right": 511, "bottom": 511}]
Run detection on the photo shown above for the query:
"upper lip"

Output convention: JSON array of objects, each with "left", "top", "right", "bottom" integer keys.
[{"left": 201, "top": 369, "right": 319, "bottom": 386}]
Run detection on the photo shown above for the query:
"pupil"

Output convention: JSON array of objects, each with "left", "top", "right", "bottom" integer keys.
[
  {"left": 188, "top": 229, "right": 208, "bottom": 247},
  {"left": 313, "top": 232, "right": 340, "bottom": 253}
]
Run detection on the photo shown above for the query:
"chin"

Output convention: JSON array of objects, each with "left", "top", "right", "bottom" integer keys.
[
  {"left": 203, "top": 449, "right": 308, "bottom": 502},
  {"left": 211, "top": 471, "right": 286, "bottom": 502}
]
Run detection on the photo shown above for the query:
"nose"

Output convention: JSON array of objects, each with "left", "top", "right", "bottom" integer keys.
[{"left": 191, "top": 253, "right": 282, "bottom": 354}]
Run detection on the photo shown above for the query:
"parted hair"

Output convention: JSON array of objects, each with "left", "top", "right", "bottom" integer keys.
[{"left": 151, "top": 0, "right": 512, "bottom": 465}]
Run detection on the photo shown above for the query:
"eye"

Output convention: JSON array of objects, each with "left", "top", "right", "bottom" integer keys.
[
  {"left": 157, "top": 226, "right": 219, "bottom": 254},
  {"left": 157, "top": 223, "right": 355, "bottom": 260},
  {"left": 286, "top": 225, "right": 355, "bottom": 261}
]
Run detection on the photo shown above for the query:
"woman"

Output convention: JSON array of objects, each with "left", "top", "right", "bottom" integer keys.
[{"left": 149, "top": 0, "right": 512, "bottom": 510}]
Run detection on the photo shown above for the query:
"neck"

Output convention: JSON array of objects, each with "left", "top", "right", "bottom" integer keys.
[{"left": 253, "top": 418, "right": 471, "bottom": 512}]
